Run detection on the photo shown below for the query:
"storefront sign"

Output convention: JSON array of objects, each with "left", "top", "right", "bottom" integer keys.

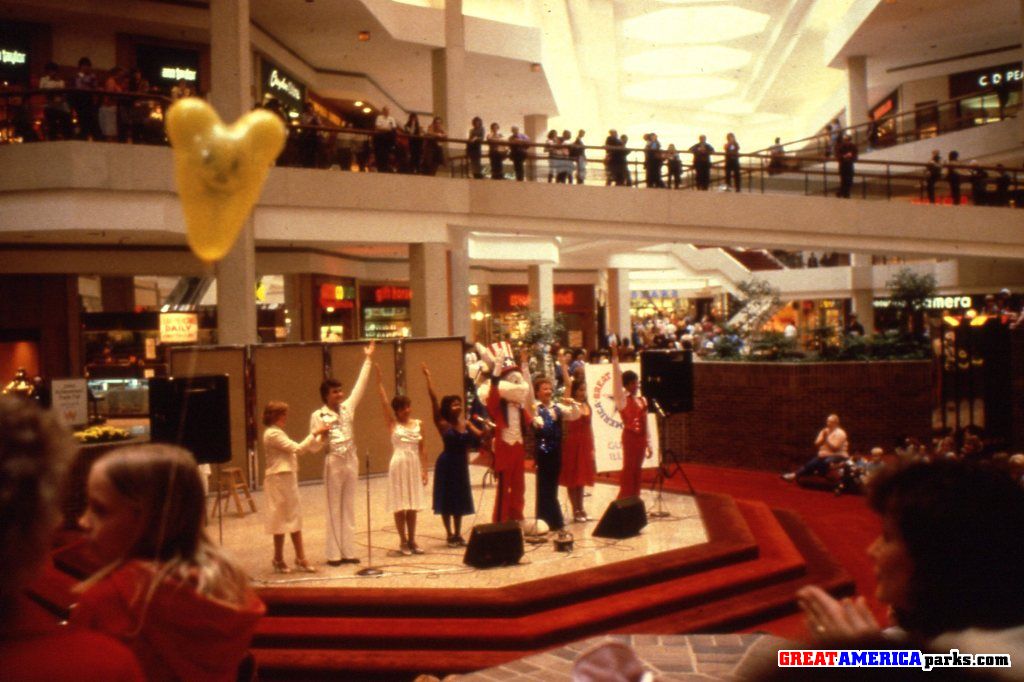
[
  {"left": 319, "top": 283, "right": 356, "bottom": 308},
  {"left": 584, "top": 363, "right": 659, "bottom": 473},
  {"left": 0, "top": 49, "right": 25, "bottom": 66},
  {"left": 870, "top": 89, "right": 898, "bottom": 120},
  {"left": 159, "top": 312, "right": 199, "bottom": 343},
  {"left": 160, "top": 66, "right": 197, "bottom": 82},
  {"left": 261, "top": 59, "right": 305, "bottom": 110},
  {"left": 492, "top": 285, "right": 593, "bottom": 313},
  {"left": 370, "top": 285, "right": 411, "bottom": 304},
  {"left": 949, "top": 62, "right": 1024, "bottom": 97},
  {"left": 135, "top": 44, "right": 201, "bottom": 87},
  {"left": 51, "top": 378, "right": 88, "bottom": 428},
  {"left": 874, "top": 295, "right": 973, "bottom": 310}
]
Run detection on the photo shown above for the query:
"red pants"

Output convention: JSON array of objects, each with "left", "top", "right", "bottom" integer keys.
[
  {"left": 618, "top": 431, "right": 646, "bottom": 499},
  {"left": 493, "top": 440, "right": 525, "bottom": 522}
]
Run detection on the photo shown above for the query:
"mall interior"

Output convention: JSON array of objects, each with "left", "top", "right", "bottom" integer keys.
[{"left": 1, "top": 0, "right": 1024, "bottom": 680}]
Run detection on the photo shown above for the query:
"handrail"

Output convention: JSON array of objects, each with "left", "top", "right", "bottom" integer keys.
[{"left": 751, "top": 85, "right": 1018, "bottom": 156}]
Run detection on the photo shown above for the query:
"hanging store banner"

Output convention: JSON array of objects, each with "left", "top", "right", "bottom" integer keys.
[{"left": 584, "top": 362, "right": 660, "bottom": 473}]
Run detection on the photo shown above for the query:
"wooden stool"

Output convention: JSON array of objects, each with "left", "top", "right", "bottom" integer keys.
[{"left": 211, "top": 466, "right": 257, "bottom": 518}]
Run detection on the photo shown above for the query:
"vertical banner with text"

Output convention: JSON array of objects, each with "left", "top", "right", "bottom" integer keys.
[{"left": 583, "top": 362, "right": 659, "bottom": 473}]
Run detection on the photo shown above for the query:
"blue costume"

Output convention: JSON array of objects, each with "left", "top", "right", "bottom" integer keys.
[
  {"left": 533, "top": 404, "right": 564, "bottom": 530},
  {"left": 432, "top": 427, "right": 476, "bottom": 516}
]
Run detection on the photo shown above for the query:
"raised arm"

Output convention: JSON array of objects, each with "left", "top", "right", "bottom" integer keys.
[
  {"left": 374, "top": 363, "right": 395, "bottom": 431},
  {"left": 343, "top": 341, "right": 375, "bottom": 412},
  {"left": 611, "top": 343, "right": 627, "bottom": 412},
  {"left": 421, "top": 362, "right": 445, "bottom": 434},
  {"left": 519, "top": 347, "right": 536, "bottom": 421},
  {"left": 559, "top": 352, "right": 573, "bottom": 397}
]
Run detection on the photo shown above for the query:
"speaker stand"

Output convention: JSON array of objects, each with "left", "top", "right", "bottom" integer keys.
[
  {"left": 356, "top": 453, "right": 383, "bottom": 577},
  {"left": 648, "top": 411, "right": 696, "bottom": 519}
]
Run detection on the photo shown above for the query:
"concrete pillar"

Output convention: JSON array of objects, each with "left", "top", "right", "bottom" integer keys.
[
  {"left": 410, "top": 243, "right": 449, "bottom": 337},
  {"left": 528, "top": 263, "right": 554, "bottom": 323},
  {"left": 850, "top": 253, "right": 875, "bottom": 336},
  {"left": 449, "top": 231, "right": 471, "bottom": 339},
  {"left": 606, "top": 268, "right": 631, "bottom": 343},
  {"left": 432, "top": 0, "right": 467, "bottom": 156},
  {"left": 524, "top": 114, "right": 548, "bottom": 181},
  {"left": 846, "top": 55, "right": 869, "bottom": 129},
  {"left": 284, "top": 274, "right": 314, "bottom": 342},
  {"left": 210, "top": 0, "right": 257, "bottom": 345}
]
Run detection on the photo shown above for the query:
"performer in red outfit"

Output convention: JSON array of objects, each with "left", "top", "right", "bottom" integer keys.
[
  {"left": 484, "top": 342, "right": 534, "bottom": 523},
  {"left": 558, "top": 354, "right": 596, "bottom": 522},
  {"left": 611, "top": 344, "right": 651, "bottom": 499}
]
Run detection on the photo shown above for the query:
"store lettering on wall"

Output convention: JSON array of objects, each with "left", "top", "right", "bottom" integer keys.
[
  {"left": 159, "top": 313, "right": 199, "bottom": 343},
  {"left": 268, "top": 68, "right": 301, "bottom": 101},
  {"left": 374, "top": 286, "right": 412, "bottom": 304},
  {"left": 978, "top": 67, "right": 1023, "bottom": 88},
  {"left": 508, "top": 290, "right": 576, "bottom": 308},
  {"left": 160, "top": 66, "right": 197, "bottom": 82},
  {"left": 0, "top": 49, "right": 26, "bottom": 66}
]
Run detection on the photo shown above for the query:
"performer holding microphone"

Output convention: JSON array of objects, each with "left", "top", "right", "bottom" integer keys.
[
  {"left": 311, "top": 341, "right": 375, "bottom": 566},
  {"left": 262, "top": 401, "right": 329, "bottom": 573},
  {"left": 611, "top": 342, "right": 652, "bottom": 499},
  {"left": 484, "top": 343, "right": 534, "bottom": 524}
]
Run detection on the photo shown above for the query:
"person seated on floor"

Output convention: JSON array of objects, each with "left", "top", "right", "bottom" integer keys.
[
  {"left": 796, "top": 460, "right": 1024, "bottom": 668},
  {"left": 0, "top": 396, "right": 144, "bottom": 681},
  {"left": 833, "top": 447, "right": 886, "bottom": 496},
  {"left": 782, "top": 414, "right": 848, "bottom": 482},
  {"left": 72, "top": 444, "right": 265, "bottom": 682}
]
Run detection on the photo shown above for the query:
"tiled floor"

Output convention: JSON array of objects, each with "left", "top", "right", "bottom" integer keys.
[
  {"left": 458, "top": 633, "right": 780, "bottom": 681},
  {"left": 210, "top": 464, "right": 707, "bottom": 589}
]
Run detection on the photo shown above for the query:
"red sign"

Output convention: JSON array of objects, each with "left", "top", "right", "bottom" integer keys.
[
  {"left": 508, "top": 290, "right": 576, "bottom": 308},
  {"left": 491, "top": 285, "right": 593, "bottom": 313},
  {"left": 372, "top": 285, "right": 412, "bottom": 304},
  {"left": 319, "top": 283, "right": 356, "bottom": 309}
]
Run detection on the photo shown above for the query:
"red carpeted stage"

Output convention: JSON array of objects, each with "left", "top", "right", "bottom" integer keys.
[{"left": 31, "top": 463, "right": 871, "bottom": 680}]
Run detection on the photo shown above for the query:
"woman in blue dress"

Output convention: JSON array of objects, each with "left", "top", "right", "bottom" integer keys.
[{"left": 423, "top": 363, "right": 487, "bottom": 547}]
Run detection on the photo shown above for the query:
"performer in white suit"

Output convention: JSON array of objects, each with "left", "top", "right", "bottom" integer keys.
[{"left": 310, "top": 341, "right": 375, "bottom": 565}]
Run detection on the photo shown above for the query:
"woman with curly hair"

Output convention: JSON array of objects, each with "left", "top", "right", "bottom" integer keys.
[{"left": 0, "top": 397, "right": 143, "bottom": 681}]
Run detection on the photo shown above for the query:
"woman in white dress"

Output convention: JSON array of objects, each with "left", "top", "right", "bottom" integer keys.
[
  {"left": 262, "top": 401, "right": 327, "bottom": 573},
  {"left": 376, "top": 365, "right": 429, "bottom": 555}
]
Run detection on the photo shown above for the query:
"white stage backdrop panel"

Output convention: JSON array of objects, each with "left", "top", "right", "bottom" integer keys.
[{"left": 584, "top": 362, "right": 660, "bottom": 473}]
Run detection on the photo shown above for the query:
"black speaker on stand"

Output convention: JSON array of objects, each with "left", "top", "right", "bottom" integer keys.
[
  {"left": 149, "top": 374, "right": 231, "bottom": 543},
  {"left": 640, "top": 351, "right": 697, "bottom": 514}
]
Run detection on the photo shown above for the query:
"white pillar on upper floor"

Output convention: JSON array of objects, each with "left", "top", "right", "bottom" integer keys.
[
  {"left": 410, "top": 243, "right": 449, "bottom": 337},
  {"left": 850, "top": 252, "right": 875, "bottom": 336},
  {"left": 449, "top": 231, "right": 470, "bottom": 339},
  {"left": 528, "top": 263, "right": 554, "bottom": 323},
  {"left": 210, "top": 0, "right": 256, "bottom": 345},
  {"left": 524, "top": 114, "right": 548, "bottom": 181},
  {"left": 432, "top": 0, "right": 467, "bottom": 154},
  {"left": 846, "top": 55, "right": 869, "bottom": 129},
  {"left": 606, "top": 268, "right": 631, "bottom": 343}
]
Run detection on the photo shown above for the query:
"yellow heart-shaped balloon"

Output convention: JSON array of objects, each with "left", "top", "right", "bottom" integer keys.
[{"left": 166, "top": 98, "right": 286, "bottom": 262}]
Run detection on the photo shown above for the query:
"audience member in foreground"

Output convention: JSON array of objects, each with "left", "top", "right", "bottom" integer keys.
[
  {"left": 73, "top": 444, "right": 265, "bottom": 682},
  {"left": 797, "top": 461, "right": 1024, "bottom": 670},
  {"left": 0, "top": 396, "right": 143, "bottom": 681}
]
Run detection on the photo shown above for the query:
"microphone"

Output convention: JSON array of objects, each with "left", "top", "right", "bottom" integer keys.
[{"left": 651, "top": 398, "right": 666, "bottom": 419}]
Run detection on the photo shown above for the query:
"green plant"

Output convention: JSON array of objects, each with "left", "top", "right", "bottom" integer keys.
[
  {"left": 749, "top": 330, "right": 798, "bottom": 359},
  {"left": 886, "top": 268, "right": 937, "bottom": 336},
  {"left": 519, "top": 311, "right": 565, "bottom": 346}
]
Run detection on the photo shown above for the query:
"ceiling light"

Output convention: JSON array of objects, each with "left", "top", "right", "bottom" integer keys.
[
  {"left": 622, "top": 7, "right": 770, "bottom": 44},
  {"left": 362, "top": 106, "right": 372, "bottom": 113},
  {"left": 354, "top": 100, "right": 363, "bottom": 107},
  {"left": 623, "top": 45, "right": 751, "bottom": 76},
  {"left": 623, "top": 76, "right": 737, "bottom": 102},
  {"left": 358, "top": 30, "right": 371, "bottom": 41}
]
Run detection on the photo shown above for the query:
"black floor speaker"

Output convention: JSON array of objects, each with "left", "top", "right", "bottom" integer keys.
[
  {"left": 463, "top": 521, "right": 524, "bottom": 568},
  {"left": 592, "top": 496, "right": 648, "bottom": 539},
  {"left": 149, "top": 374, "right": 231, "bottom": 464}
]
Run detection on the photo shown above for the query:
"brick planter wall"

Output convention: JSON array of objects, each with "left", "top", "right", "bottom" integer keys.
[{"left": 662, "top": 361, "right": 932, "bottom": 473}]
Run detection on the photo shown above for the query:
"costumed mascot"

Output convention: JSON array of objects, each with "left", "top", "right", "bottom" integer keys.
[{"left": 481, "top": 341, "right": 534, "bottom": 524}]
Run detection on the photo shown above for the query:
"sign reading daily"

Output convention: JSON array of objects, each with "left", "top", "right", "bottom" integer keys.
[
  {"left": 159, "top": 312, "right": 199, "bottom": 343},
  {"left": 261, "top": 59, "right": 305, "bottom": 110}
]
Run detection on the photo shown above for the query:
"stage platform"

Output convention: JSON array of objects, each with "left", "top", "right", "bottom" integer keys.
[{"left": 216, "top": 465, "right": 706, "bottom": 589}]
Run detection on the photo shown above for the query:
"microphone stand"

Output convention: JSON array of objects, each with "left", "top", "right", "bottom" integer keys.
[
  {"left": 356, "top": 451, "right": 383, "bottom": 577},
  {"left": 648, "top": 398, "right": 697, "bottom": 519}
]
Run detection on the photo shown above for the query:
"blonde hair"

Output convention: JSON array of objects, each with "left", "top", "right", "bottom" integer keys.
[
  {"left": 80, "top": 444, "right": 251, "bottom": 610},
  {"left": 262, "top": 400, "right": 288, "bottom": 426}
]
